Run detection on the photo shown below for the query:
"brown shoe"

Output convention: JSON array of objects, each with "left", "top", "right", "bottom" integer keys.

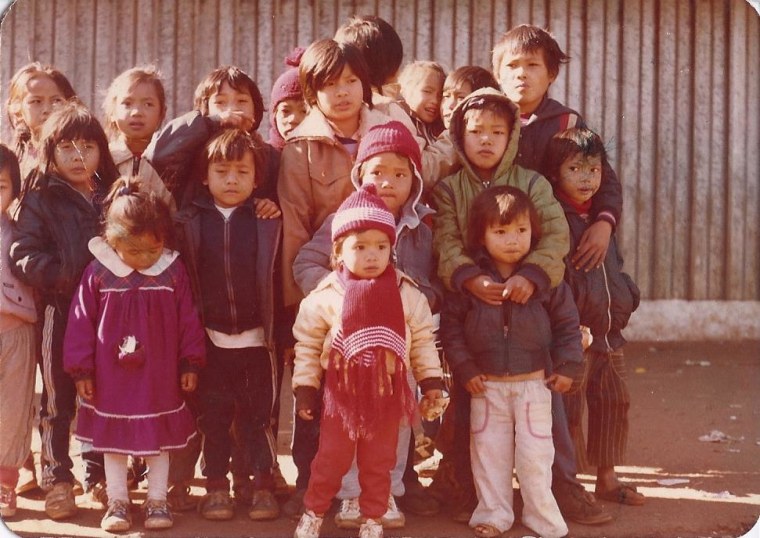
[
  {"left": 45, "top": 482, "right": 77, "bottom": 520},
  {"left": 554, "top": 483, "right": 612, "bottom": 525},
  {"left": 248, "top": 489, "right": 280, "bottom": 520}
]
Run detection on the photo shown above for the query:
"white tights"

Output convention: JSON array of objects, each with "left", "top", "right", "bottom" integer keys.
[{"left": 104, "top": 452, "right": 169, "bottom": 503}]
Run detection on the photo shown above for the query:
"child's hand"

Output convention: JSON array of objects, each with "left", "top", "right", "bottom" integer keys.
[
  {"left": 76, "top": 379, "right": 94, "bottom": 400},
  {"left": 502, "top": 275, "right": 535, "bottom": 304},
  {"left": 282, "top": 347, "right": 296, "bottom": 367},
  {"left": 214, "top": 110, "right": 254, "bottom": 132},
  {"left": 545, "top": 373, "right": 573, "bottom": 393},
  {"left": 465, "top": 374, "right": 487, "bottom": 395},
  {"left": 464, "top": 275, "right": 506, "bottom": 306},
  {"left": 181, "top": 372, "right": 198, "bottom": 392},
  {"left": 297, "top": 408, "right": 315, "bottom": 421},
  {"left": 572, "top": 220, "right": 612, "bottom": 271},
  {"left": 254, "top": 198, "right": 282, "bottom": 219}
]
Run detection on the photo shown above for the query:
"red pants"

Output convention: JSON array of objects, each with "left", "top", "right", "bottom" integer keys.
[{"left": 303, "top": 409, "right": 399, "bottom": 519}]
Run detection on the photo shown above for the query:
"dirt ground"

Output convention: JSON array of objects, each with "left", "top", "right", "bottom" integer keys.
[{"left": 2, "top": 340, "right": 759, "bottom": 538}]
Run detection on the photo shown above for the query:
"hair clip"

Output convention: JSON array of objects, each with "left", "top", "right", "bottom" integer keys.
[{"left": 118, "top": 186, "right": 131, "bottom": 196}]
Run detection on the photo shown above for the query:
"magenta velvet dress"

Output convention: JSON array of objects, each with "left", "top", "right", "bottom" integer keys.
[{"left": 64, "top": 238, "right": 205, "bottom": 456}]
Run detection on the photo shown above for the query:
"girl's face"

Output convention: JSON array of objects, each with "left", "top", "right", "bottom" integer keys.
[
  {"left": 337, "top": 229, "right": 392, "bottom": 279},
  {"left": 52, "top": 138, "right": 100, "bottom": 194},
  {"left": 112, "top": 232, "right": 164, "bottom": 271},
  {"left": 315, "top": 65, "right": 363, "bottom": 134},
  {"left": 0, "top": 168, "right": 13, "bottom": 214},
  {"left": 402, "top": 69, "right": 443, "bottom": 124},
  {"left": 441, "top": 80, "right": 473, "bottom": 129},
  {"left": 204, "top": 150, "right": 257, "bottom": 208},
  {"left": 557, "top": 153, "right": 603, "bottom": 205},
  {"left": 275, "top": 98, "right": 308, "bottom": 140},
  {"left": 360, "top": 152, "right": 413, "bottom": 218},
  {"left": 19, "top": 76, "right": 67, "bottom": 136},
  {"left": 208, "top": 81, "right": 255, "bottom": 131},
  {"left": 114, "top": 82, "right": 163, "bottom": 142},
  {"left": 482, "top": 212, "right": 532, "bottom": 273}
]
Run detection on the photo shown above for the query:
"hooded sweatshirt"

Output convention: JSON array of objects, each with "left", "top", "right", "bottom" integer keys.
[{"left": 431, "top": 88, "right": 569, "bottom": 292}]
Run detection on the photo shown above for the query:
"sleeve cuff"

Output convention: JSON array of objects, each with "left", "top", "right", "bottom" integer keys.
[
  {"left": 180, "top": 358, "right": 203, "bottom": 374},
  {"left": 555, "top": 361, "right": 584, "bottom": 386},
  {"left": 451, "top": 264, "right": 485, "bottom": 293},
  {"left": 68, "top": 370, "right": 93, "bottom": 382},
  {"left": 595, "top": 210, "right": 618, "bottom": 230},
  {"left": 294, "top": 385, "right": 319, "bottom": 412},
  {"left": 453, "top": 361, "right": 483, "bottom": 386},
  {"left": 515, "top": 263, "right": 551, "bottom": 293},
  {"left": 418, "top": 377, "right": 445, "bottom": 393}
]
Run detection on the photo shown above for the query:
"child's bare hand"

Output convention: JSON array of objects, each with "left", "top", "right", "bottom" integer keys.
[
  {"left": 76, "top": 379, "right": 94, "bottom": 400},
  {"left": 214, "top": 110, "right": 254, "bottom": 132},
  {"left": 463, "top": 275, "right": 506, "bottom": 306},
  {"left": 465, "top": 374, "right": 487, "bottom": 395},
  {"left": 545, "top": 373, "right": 573, "bottom": 393},
  {"left": 181, "top": 372, "right": 198, "bottom": 392},
  {"left": 298, "top": 409, "right": 315, "bottom": 421},
  {"left": 502, "top": 275, "right": 535, "bottom": 304},
  {"left": 282, "top": 347, "right": 296, "bottom": 367},
  {"left": 254, "top": 198, "right": 282, "bottom": 218},
  {"left": 572, "top": 220, "right": 612, "bottom": 271}
]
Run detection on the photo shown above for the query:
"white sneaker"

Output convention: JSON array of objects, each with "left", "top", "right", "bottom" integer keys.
[
  {"left": 380, "top": 494, "right": 405, "bottom": 529},
  {"left": 359, "top": 517, "right": 384, "bottom": 538},
  {"left": 294, "top": 509, "right": 323, "bottom": 538},
  {"left": 334, "top": 497, "right": 362, "bottom": 529}
]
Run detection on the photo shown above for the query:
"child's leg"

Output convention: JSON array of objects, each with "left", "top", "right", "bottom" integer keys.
[
  {"left": 515, "top": 379, "right": 567, "bottom": 538},
  {"left": 103, "top": 453, "right": 129, "bottom": 502},
  {"left": 144, "top": 453, "right": 170, "bottom": 501},
  {"left": 563, "top": 356, "right": 590, "bottom": 473},
  {"left": 356, "top": 413, "right": 400, "bottom": 520},
  {"left": 0, "top": 324, "right": 36, "bottom": 490},
  {"left": 468, "top": 380, "right": 515, "bottom": 534},
  {"left": 303, "top": 412, "right": 357, "bottom": 516}
]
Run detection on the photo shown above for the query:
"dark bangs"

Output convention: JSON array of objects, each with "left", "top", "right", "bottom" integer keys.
[
  {"left": 299, "top": 39, "right": 372, "bottom": 107},
  {"left": 193, "top": 66, "right": 264, "bottom": 130}
]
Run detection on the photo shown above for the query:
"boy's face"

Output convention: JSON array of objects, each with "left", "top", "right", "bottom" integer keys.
[
  {"left": 497, "top": 49, "right": 556, "bottom": 115},
  {"left": 360, "top": 152, "right": 413, "bottom": 219},
  {"left": 482, "top": 212, "right": 532, "bottom": 270},
  {"left": 402, "top": 69, "right": 443, "bottom": 124},
  {"left": 114, "top": 82, "right": 163, "bottom": 142},
  {"left": 338, "top": 229, "right": 392, "bottom": 279},
  {"left": 20, "top": 76, "right": 67, "bottom": 135},
  {"left": 275, "top": 98, "right": 308, "bottom": 140},
  {"left": 557, "top": 153, "right": 603, "bottom": 205},
  {"left": 315, "top": 65, "right": 363, "bottom": 130},
  {"left": 208, "top": 81, "right": 255, "bottom": 131},
  {"left": 462, "top": 109, "right": 511, "bottom": 180},
  {"left": 204, "top": 150, "right": 257, "bottom": 208},
  {"left": 441, "top": 80, "right": 473, "bottom": 129},
  {"left": 0, "top": 168, "right": 13, "bottom": 214}
]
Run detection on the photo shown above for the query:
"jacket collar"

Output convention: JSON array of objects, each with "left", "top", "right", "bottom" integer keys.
[
  {"left": 288, "top": 104, "right": 391, "bottom": 142},
  {"left": 88, "top": 236, "right": 179, "bottom": 277},
  {"left": 108, "top": 138, "right": 134, "bottom": 166}
]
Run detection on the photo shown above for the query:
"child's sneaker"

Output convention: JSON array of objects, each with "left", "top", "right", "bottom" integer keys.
[
  {"left": 248, "top": 489, "right": 280, "bottom": 520},
  {"left": 294, "top": 509, "right": 323, "bottom": 538},
  {"left": 89, "top": 480, "right": 108, "bottom": 508},
  {"left": 380, "top": 494, "right": 405, "bottom": 528},
  {"left": 334, "top": 497, "right": 361, "bottom": 528},
  {"left": 143, "top": 498, "right": 174, "bottom": 529},
  {"left": 45, "top": 482, "right": 77, "bottom": 520},
  {"left": 0, "top": 485, "right": 17, "bottom": 517},
  {"left": 359, "top": 517, "right": 384, "bottom": 538},
  {"left": 101, "top": 499, "right": 132, "bottom": 532},
  {"left": 198, "top": 489, "right": 235, "bottom": 520}
]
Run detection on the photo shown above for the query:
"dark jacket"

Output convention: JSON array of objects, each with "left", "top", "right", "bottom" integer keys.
[
  {"left": 517, "top": 97, "right": 623, "bottom": 224},
  {"left": 174, "top": 194, "right": 282, "bottom": 354},
  {"left": 561, "top": 200, "right": 640, "bottom": 353},
  {"left": 441, "top": 252, "right": 584, "bottom": 384},
  {"left": 144, "top": 111, "right": 280, "bottom": 208},
  {"left": 10, "top": 174, "right": 108, "bottom": 313}
]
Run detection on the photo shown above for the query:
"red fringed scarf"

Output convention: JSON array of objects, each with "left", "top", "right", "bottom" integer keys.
[{"left": 324, "top": 264, "right": 417, "bottom": 440}]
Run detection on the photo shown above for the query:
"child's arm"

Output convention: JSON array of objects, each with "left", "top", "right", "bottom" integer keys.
[
  {"left": 522, "top": 174, "right": 570, "bottom": 290},
  {"left": 291, "top": 291, "right": 331, "bottom": 420},
  {"left": 292, "top": 214, "right": 333, "bottom": 297},
  {"left": 63, "top": 264, "right": 99, "bottom": 399},
  {"left": 404, "top": 283, "right": 444, "bottom": 392},
  {"left": 173, "top": 259, "right": 206, "bottom": 390},
  {"left": 439, "top": 290, "right": 487, "bottom": 394},
  {"left": 544, "top": 282, "right": 584, "bottom": 394},
  {"left": 277, "top": 142, "right": 315, "bottom": 308}
]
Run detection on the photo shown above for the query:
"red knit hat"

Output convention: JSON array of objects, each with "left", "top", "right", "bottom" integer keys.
[
  {"left": 355, "top": 121, "right": 422, "bottom": 175},
  {"left": 269, "top": 47, "right": 305, "bottom": 149},
  {"left": 331, "top": 183, "right": 397, "bottom": 245}
]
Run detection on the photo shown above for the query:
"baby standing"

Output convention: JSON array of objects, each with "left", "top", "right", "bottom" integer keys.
[{"left": 63, "top": 179, "right": 205, "bottom": 532}]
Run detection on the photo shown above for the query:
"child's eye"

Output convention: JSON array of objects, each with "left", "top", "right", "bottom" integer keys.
[
  {"left": 568, "top": 166, "right": 579, "bottom": 172},
  {"left": 591, "top": 167, "right": 601, "bottom": 173},
  {"left": 519, "top": 227, "right": 529, "bottom": 233}
]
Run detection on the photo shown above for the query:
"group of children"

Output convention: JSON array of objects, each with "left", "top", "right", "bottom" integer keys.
[{"left": 0, "top": 17, "right": 643, "bottom": 538}]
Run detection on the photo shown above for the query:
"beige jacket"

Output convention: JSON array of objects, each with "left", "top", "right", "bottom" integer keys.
[
  {"left": 109, "top": 139, "right": 176, "bottom": 213},
  {"left": 292, "top": 269, "right": 443, "bottom": 391}
]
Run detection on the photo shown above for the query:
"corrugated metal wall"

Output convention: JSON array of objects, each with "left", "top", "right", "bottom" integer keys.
[{"left": 1, "top": 0, "right": 758, "bottom": 300}]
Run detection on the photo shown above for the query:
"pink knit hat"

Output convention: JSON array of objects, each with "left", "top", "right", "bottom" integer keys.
[
  {"left": 355, "top": 121, "right": 422, "bottom": 174},
  {"left": 331, "top": 184, "right": 397, "bottom": 245}
]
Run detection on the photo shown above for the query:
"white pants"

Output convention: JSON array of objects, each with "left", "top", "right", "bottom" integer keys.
[{"left": 469, "top": 379, "right": 567, "bottom": 538}]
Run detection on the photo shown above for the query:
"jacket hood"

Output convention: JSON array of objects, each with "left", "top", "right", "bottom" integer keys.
[{"left": 449, "top": 87, "right": 521, "bottom": 184}]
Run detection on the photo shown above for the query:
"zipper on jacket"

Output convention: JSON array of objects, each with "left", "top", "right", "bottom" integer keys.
[
  {"left": 223, "top": 217, "right": 238, "bottom": 332},
  {"left": 601, "top": 263, "right": 613, "bottom": 351}
]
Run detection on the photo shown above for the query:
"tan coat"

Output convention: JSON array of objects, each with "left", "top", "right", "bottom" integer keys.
[
  {"left": 109, "top": 139, "right": 176, "bottom": 213},
  {"left": 291, "top": 269, "right": 443, "bottom": 391}
]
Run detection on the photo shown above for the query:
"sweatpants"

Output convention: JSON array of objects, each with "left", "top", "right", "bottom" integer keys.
[
  {"left": 564, "top": 348, "right": 630, "bottom": 469},
  {"left": 198, "top": 341, "right": 278, "bottom": 492}
]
